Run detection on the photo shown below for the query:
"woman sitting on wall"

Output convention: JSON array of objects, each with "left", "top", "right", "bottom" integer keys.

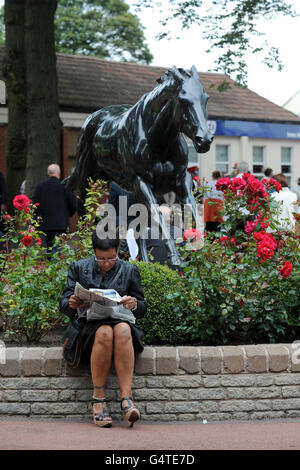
[{"left": 60, "top": 229, "right": 146, "bottom": 428}]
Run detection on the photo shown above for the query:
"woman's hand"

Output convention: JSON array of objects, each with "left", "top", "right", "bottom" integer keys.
[
  {"left": 120, "top": 296, "right": 137, "bottom": 310},
  {"left": 69, "top": 295, "right": 84, "bottom": 310}
]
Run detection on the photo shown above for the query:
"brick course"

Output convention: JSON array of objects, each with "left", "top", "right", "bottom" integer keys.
[{"left": 0, "top": 344, "right": 300, "bottom": 422}]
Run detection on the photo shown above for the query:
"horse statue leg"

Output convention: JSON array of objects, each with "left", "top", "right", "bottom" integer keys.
[
  {"left": 133, "top": 176, "right": 181, "bottom": 267},
  {"left": 176, "top": 171, "right": 204, "bottom": 232}
]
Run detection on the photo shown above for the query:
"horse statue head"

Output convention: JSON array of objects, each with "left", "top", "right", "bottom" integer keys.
[{"left": 156, "top": 65, "right": 213, "bottom": 153}]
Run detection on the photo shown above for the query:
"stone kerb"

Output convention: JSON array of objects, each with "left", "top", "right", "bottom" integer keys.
[{"left": 1, "top": 344, "right": 300, "bottom": 422}]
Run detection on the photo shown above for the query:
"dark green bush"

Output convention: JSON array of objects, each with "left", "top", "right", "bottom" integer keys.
[{"left": 132, "top": 261, "right": 186, "bottom": 345}]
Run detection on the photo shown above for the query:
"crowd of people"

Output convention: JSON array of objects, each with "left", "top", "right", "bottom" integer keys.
[{"left": 201, "top": 162, "right": 299, "bottom": 234}]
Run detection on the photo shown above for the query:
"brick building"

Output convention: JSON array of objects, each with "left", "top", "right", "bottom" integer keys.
[{"left": 1, "top": 49, "right": 300, "bottom": 193}]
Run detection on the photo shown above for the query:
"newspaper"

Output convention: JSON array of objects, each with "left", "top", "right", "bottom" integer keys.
[
  {"left": 74, "top": 282, "right": 136, "bottom": 324},
  {"left": 74, "top": 282, "right": 122, "bottom": 306}
]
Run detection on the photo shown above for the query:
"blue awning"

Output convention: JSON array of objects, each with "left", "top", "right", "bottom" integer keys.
[{"left": 207, "top": 120, "right": 300, "bottom": 140}]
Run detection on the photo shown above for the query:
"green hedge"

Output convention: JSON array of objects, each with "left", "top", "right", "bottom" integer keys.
[{"left": 132, "top": 261, "right": 185, "bottom": 345}]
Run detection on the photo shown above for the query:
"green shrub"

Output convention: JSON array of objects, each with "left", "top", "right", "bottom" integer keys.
[{"left": 132, "top": 261, "right": 185, "bottom": 345}]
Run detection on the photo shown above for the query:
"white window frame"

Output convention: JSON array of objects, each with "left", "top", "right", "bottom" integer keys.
[
  {"left": 281, "top": 146, "right": 293, "bottom": 187},
  {"left": 216, "top": 144, "right": 230, "bottom": 176},
  {"left": 252, "top": 146, "right": 265, "bottom": 179}
]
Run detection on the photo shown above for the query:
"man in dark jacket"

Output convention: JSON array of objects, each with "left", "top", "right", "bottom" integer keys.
[{"left": 33, "top": 164, "right": 77, "bottom": 249}]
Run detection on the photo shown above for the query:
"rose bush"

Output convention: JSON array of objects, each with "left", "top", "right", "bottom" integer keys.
[
  {"left": 171, "top": 173, "right": 300, "bottom": 345},
  {"left": 0, "top": 179, "right": 107, "bottom": 343}
]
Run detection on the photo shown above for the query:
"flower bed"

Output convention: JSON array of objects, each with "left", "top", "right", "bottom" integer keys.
[{"left": 0, "top": 175, "right": 299, "bottom": 346}]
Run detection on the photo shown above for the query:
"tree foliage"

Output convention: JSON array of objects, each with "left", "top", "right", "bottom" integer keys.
[
  {"left": 133, "top": 0, "right": 298, "bottom": 85},
  {"left": 54, "top": 0, "right": 153, "bottom": 63}
]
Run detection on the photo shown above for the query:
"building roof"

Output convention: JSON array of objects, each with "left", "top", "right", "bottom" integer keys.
[{"left": 1, "top": 46, "right": 299, "bottom": 123}]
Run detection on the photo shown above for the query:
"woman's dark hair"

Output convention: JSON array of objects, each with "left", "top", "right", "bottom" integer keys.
[
  {"left": 273, "top": 173, "right": 289, "bottom": 188},
  {"left": 92, "top": 229, "right": 120, "bottom": 251}
]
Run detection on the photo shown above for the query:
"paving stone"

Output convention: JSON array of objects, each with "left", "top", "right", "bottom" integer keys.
[
  {"left": 199, "top": 347, "right": 222, "bottom": 374},
  {"left": 189, "top": 388, "right": 225, "bottom": 400},
  {"left": 164, "top": 401, "right": 199, "bottom": 414},
  {"left": 0, "top": 348, "right": 23, "bottom": 377},
  {"left": 222, "top": 346, "right": 245, "bottom": 373},
  {"left": 177, "top": 347, "right": 200, "bottom": 374},
  {"left": 22, "top": 348, "right": 43, "bottom": 376},
  {"left": 285, "top": 344, "right": 300, "bottom": 372},
  {"left": 155, "top": 347, "right": 177, "bottom": 375},
  {"left": 244, "top": 346, "right": 267, "bottom": 373},
  {"left": 281, "top": 386, "right": 300, "bottom": 398},
  {"left": 43, "top": 348, "right": 64, "bottom": 376},
  {"left": 134, "top": 347, "right": 154, "bottom": 375},
  {"left": 264, "top": 345, "right": 289, "bottom": 372}
]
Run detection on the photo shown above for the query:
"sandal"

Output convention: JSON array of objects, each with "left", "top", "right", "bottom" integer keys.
[
  {"left": 121, "top": 396, "right": 140, "bottom": 428},
  {"left": 92, "top": 397, "right": 112, "bottom": 428}
]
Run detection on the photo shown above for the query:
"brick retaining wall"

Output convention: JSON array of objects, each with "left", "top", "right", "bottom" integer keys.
[{"left": 1, "top": 345, "right": 300, "bottom": 422}]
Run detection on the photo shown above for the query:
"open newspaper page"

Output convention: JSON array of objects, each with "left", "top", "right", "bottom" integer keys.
[
  {"left": 74, "top": 282, "right": 136, "bottom": 324},
  {"left": 74, "top": 282, "right": 122, "bottom": 306}
]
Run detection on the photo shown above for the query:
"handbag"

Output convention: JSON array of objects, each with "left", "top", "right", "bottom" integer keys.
[{"left": 62, "top": 319, "right": 83, "bottom": 368}]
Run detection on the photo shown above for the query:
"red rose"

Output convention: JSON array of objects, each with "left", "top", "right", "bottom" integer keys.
[
  {"left": 263, "top": 178, "right": 282, "bottom": 193},
  {"left": 36, "top": 238, "right": 42, "bottom": 246},
  {"left": 4, "top": 214, "right": 11, "bottom": 221},
  {"left": 253, "top": 231, "right": 277, "bottom": 250},
  {"left": 215, "top": 177, "right": 231, "bottom": 192},
  {"left": 279, "top": 261, "right": 292, "bottom": 278},
  {"left": 220, "top": 235, "right": 236, "bottom": 246},
  {"left": 21, "top": 235, "right": 33, "bottom": 247},
  {"left": 229, "top": 177, "right": 247, "bottom": 194},
  {"left": 13, "top": 194, "right": 31, "bottom": 211},
  {"left": 247, "top": 178, "right": 268, "bottom": 199},
  {"left": 256, "top": 239, "right": 275, "bottom": 262},
  {"left": 182, "top": 228, "right": 202, "bottom": 241}
]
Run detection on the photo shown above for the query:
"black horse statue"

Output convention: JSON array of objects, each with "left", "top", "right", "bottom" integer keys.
[{"left": 65, "top": 65, "right": 213, "bottom": 266}]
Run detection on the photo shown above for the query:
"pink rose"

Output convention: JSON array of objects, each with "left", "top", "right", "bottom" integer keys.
[{"left": 182, "top": 228, "right": 202, "bottom": 242}]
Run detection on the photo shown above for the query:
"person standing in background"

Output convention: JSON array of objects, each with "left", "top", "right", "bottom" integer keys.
[
  {"left": 271, "top": 173, "right": 297, "bottom": 232},
  {"left": 264, "top": 168, "right": 273, "bottom": 180},
  {"left": 203, "top": 170, "right": 224, "bottom": 233},
  {"left": 33, "top": 164, "right": 77, "bottom": 251}
]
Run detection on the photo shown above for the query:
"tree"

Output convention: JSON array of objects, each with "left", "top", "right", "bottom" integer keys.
[
  {"left": 24, "top": 0, "right": 62, "bottom": 199},
  {"left": 2, "top": 0, "right": 27, "bottom": 206},
  {"left": 2, "top": 0, "right": 61, "bottom": 203},
  {"left": 0, "top": 0, "right": 153, "bottom": 204},
  {"left": 54, "top": 0, "right": 153, "bottom": 64},
  {"left": 133, "top": 0, "right": 298, "bottom": 86}
]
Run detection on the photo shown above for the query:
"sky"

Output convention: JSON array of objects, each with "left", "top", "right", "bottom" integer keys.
[
  {"left": 0, "top": 0, "right": 299, "bottom": 108},
  {"left": 128, "top": 0, "right": 300, "bottom": 108}
]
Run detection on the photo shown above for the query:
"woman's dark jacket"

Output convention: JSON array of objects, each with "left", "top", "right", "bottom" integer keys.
[{"left": 59, "top": 257, "right": 146, "bottom": 321}]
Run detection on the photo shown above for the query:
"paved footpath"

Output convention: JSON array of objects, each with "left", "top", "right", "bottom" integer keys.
[{"left": 0, "top": 418, "right": 300, "bottom": 450}]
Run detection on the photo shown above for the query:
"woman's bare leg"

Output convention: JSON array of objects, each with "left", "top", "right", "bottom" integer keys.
[
  {"left": 113, "top": 322, "right": 135, "bottom": 399},
  {"left": 90, "top": 325, "right": 114, "bottom": 424}
]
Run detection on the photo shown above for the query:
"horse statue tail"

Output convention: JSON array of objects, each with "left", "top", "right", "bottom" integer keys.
[{"left": 63, "top": 118, "right": 97, "bottom": 215}]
